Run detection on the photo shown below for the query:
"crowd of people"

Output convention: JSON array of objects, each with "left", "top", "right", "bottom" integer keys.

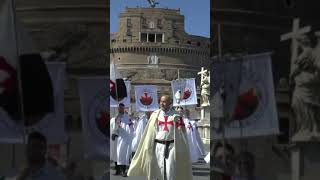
[
  {"left": 211, "top": 141, "right": 258, "bottom": 180},
  {"left": 110, "top": 95, "right": 208, "bottom": 180},
  {"left": 8, "top": 131, "right": 107, "bottom": 180}
]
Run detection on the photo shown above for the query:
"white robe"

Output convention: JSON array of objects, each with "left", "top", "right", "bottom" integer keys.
[
  {"left": 110, "top": 113, "right": 134, "bottom": 165},
  {"left": 204, "top": 152, "right": 210, "bottom": 164},
  {"left": 131, "top": 114, "right": 148, "bottom": 152},
  {"left": 184, "top": 118, "right": 202, "bottom": 163},
  {"left": 110, "top": 117, "right": 117, "bottom": 162},
  {"left": 193, "top": 121, "right": 206, "bottom": 156}
]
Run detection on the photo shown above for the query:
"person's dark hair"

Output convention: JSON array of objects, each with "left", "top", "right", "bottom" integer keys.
[
  {"left": 28, "top": 131, "right": 47, "bottom": 145},
  {"left": 213, "top": 141, "right": 235, "bottom": 156},
  {"left": 176, "top": 106, "right": 183, "bottom": 110},
  {"left": 119, "top": 103, "right": 125, "bottom": 107}
]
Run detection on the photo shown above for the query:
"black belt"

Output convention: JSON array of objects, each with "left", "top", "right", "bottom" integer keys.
[{"left": 155, "top": 139, "right": 174, "bottom": 159}]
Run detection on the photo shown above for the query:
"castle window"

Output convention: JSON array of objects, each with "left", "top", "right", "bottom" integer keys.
[
  {"left": 157, "top": 19, "right": 162, "bottom": 27},
  {"left": 156, "top": 34, "right": 163, "bottom": 43},
  {"left": 187, "top": 41, "right": 191, "bottom": 45},
  {"left": 142, "top": 17, "right": 147, "bottom": 27},
  {"left": 148, "top": 34, "right": 155, "bottom": 42},
  {"left": 141, "top": 33, "right": 147, "bottom": 42},
  {"left": 111, "top": 39, "right": 116, "bottom": 43},
  {"left": 197, "top": 42, "right": 201, "bottom": 46},
  {"left": 127, "top": 18, "right": 132, "bottom": 27},
  {"left": 172, "top": 20, "right": 177, "bottom": 29},
  {"left": 126, "top": 29, "right": 132, "bottom": 36}
]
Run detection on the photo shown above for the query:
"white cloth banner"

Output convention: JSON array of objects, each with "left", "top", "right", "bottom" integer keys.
[
  {"left": 212, "top": 61, "right": 242, "bottom": 119},
  {"left": 171, "top": 78, "right": 197, "bottom": 107},
  {"left": 135, "top": 85, "right": 159, "bottom": 112},
  {"left": 78, "top": 77, "right": 108, "bottom": 160},
  {"left": 0, "top": 62, "right": 66, "bottom": 144},
  {"left": 110, "top": 81, "right": 131, "bottom": 107},
  {"left": 213, "top": 53, "right": 279, "bottom": 139}
]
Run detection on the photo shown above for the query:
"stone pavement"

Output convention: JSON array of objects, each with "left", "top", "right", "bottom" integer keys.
[
  {"left": 110, "top": 144, "right": 210, "bottom": 180},
  {"left": 109, "top": 157, "right": 209, "bottom": 180}
]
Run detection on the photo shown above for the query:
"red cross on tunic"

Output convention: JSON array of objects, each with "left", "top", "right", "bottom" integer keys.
[
  {"left": 158, "top": 115, "right": 174, "bottom": 132},
  {"left": 187, "top": 122, "right": 193, "bottom": 131},
  {"left": 175, "top": 117, "right": 185, "bottom": 129}
]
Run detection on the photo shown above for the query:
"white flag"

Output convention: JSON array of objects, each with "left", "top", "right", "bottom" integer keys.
[
  {"left": 135, "top": 85, "right": 159, "bottom": 112},
  {"left": 213, "top": 53, "right": 279, "bottom": 139},
  {"left": 171, "top": 78, "right": 197, "bottom": 107},
  {"left": 212, "top": 61, "right": 242, "bottom": 119},
  {"left": 78, "top": 77, "right": 108, "bottom": 160}
]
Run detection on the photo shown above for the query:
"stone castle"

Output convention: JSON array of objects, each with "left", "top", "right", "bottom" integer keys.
[{"left": 110, "top": 7, "right": 210, "bottom": 94}]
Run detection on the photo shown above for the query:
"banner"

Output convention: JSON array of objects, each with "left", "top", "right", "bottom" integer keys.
[
  {"left": 212, "top": 60, "right": 242, "bottom": 119},
  {"left": 171, "top": 78, "right": 197, "bottom": 107},
  {"left": 135, "top": 85, "right": 159, "bottom": 112},
  {"left": 213, "top": 53, "right": 279, "bottom": 139},
  {"left": 110, "top": 81, "right": 131, "bottom": 107},
  {"left": 78, "top": 77, "right": 108, "bottom": 160},
  {"left": 0, "top": 62, "right": 66, "bottom": 143}
]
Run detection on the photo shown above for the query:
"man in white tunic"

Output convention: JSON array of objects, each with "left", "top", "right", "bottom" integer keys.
[
  {"left": 110, "top": 103, "right": 134, "bottom": 177},
  {"left": 131, "top": 111, "right": 151, "bottom": 158},
  {"left": 177, "top": 107, "right": 205, "bottom": 163},
  {"left": 128, "top": 95, "right": 193, "bottom": 180}
]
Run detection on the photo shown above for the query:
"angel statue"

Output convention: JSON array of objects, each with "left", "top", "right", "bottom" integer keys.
[
  {"left": 200, "top": 71, "right": 210, "bottom": 106},
  {"left": 147, "top": 0, "right": 159, "bottom": 8},
  {"left": 290, "top": 33, "right": 320, "bottom": 141}
]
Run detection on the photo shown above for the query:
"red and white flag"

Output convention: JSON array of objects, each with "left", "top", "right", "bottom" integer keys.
[
  {"left": 135, "top": 85, "right": 158, "bottom": 112},
  {"left": 0, "top": 0, "right": 58, "bottom": 143}
]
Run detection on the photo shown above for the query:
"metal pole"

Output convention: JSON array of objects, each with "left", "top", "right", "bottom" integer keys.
[
  {"left": 10, "top": 0, "right": 27, "bottom": 145},
  {"left": 218, "top": 24, "right": 222, "bottom": 59}
]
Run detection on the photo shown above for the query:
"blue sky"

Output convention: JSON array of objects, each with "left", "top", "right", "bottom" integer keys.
[{"left": 110, "top": 0, "right": 210, "bottom": 38}]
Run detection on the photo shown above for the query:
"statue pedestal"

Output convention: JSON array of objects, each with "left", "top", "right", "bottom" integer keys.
[
  {"left": 197, "top": 106, "right": 210, "bottom": 144},
  {"left": 290, "top": 142, "right": 320, "bottom": 180}
]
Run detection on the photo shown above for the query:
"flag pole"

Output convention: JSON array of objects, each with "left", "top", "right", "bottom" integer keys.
[{"left": 10, "top": 0, "right": 28, "bottom": 153}]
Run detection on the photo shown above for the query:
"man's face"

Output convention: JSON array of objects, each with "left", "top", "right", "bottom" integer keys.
[
  {"left": 118, "top": 106, "right": 125, "bottom": 114},
  {"left": 214, "top": 146, "right": 235, "bottom": 170},
  {"left": 27, "top": 138, "right": 46, "bottom": 163},
  {"left": 160, "top": 96, "right": 171, "bottom": 111},
  {"left": 177, "top": 108, "right": 184, "bottom": 116}
]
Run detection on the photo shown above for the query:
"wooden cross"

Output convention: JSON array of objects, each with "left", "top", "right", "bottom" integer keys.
[
  {"left": 280, "top": 18, "right": 311, "bottom": 76},
  {"left": 158, "top": 115, "right": 174, "bottom": 132}
]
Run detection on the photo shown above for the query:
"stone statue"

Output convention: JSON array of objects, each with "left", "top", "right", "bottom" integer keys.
[
  {"left": 147, "top": 0, "right": 159, "bottom": 8},
  {"left": 290, "top": 33, "right": 320, "bottom": 141},
  {"left": 200, "top": 70, "right": 210, "bottom": 106}
]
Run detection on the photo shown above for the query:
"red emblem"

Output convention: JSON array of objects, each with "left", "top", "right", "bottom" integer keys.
[
  {"left": 140, "top": 92, "right": 153, "bottom": 106},
  {"left": 182, "top": 87, "right": 192, "bottom": 100},
  {"left": 233, "top": 88, "right": 259, "bottom": 121}
]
